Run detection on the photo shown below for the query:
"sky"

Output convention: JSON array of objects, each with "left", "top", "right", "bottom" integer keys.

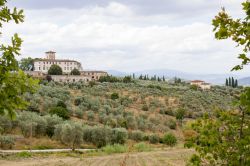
[{"left": 4, "top": 0, "right": 250, "bottom": 75}]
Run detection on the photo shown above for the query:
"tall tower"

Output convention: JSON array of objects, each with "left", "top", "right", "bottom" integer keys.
[{"left": 45, "top": 51, "right": 56, "bottom": 60}]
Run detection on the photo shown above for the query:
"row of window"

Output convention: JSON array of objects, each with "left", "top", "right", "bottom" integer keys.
[
  {"left": 38, "top": 61, "right": 77, "bottom": 65},
  {"left": 36, "top": 66, "right": 75, "bottom": 71}
]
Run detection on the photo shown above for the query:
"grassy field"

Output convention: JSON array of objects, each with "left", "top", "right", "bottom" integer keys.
[{"left": 0, "top": 148, "right": 194, "bottom": 166}]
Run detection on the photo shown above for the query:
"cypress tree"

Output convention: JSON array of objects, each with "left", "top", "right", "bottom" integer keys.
[
  {"left": 226, "top": 78, "right": 229, "bottom": 86},
  {"left": 235, "top": 79, "right": 238, "bottom": 88},
  {"left": 232, "top": 77, "right": 234, "bottom": 88},
  {"left": 163, "top": 76, "right": 165, "bottom": 81},
  {"left": 132, "top": 73, "right": 135, "bottom": 79},
  {"left": 229, "top": 77, "right": 232, "bottom": 87}
]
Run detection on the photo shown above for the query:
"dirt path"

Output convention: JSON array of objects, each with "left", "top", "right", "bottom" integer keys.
[{"left": 0, "top": 148, "right": 194, "bottom": 166}]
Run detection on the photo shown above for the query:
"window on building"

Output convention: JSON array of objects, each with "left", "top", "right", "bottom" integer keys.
[
  {"left": 70, "top": 62, "right": 72, "bottom": 65},
  {"left": 67, "top": 67, "right": 69, "bottom": 70},
  {"left": 70, "top": 67, "right": 72, "bottom": 70},
  {"left": 64, "top": 67, "right": 66, "bottom": 70},
  {"left": 43, "top": 66, "right": 45, "bottom": 70},
  {"left": 39, "top": 67, "right": 40, "bottom": 70}
]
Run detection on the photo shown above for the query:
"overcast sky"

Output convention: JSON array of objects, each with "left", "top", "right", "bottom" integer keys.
[{"left": 4, "top": 0, "right": 250, "bottom": 75}]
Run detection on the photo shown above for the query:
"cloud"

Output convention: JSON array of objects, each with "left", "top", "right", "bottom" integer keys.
[{"left": 3, "top": 0, "right": 248, "bottom": 74}]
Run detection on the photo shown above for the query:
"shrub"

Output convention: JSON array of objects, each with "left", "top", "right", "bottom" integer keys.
[
  {"left": 133, "top": 142, "right": 152, "bottom": 152},
  {"left": 16, "top": 151, "right": 32, "bottom": 158},
  {"left": 74, "top": 97, "right": 82, "bottom": 106},
  {"left": 0, "top": 135, "right": 15, "bottom": 149},
  {"left": 49, "top": 106, "right": 70, "bottom": 120},
  {"left": 128, "top": 130, "right": 145, "bottom": 142},
  {"left": 111, "top": 93, "right": 119, "bottom": 100},
  {"left": 75, "top": 109, "right": 83, "bottom": 119},
  {"left": 168, "top": 119, "right": 177, "bottom": 130},
  {"left": 111, "top": 128, "right": 128, "bottom": 144},
  {"left": 102, "top": 144, "right": 128, "bottom": 154},
  {"left": 142, "top": 104, "right": 149, "bottom": 111},
  {"left": 162, "top": 133, "right": 177, "bottom": 147},
  {"left": 57, "top": 100, "right": 67, "bottom": 108},
  {"left": 87, "top": 111, "right": 95, "bottom": 121},
  {"left": 148, "top": 134, "right": 160, "bottom": 144}
]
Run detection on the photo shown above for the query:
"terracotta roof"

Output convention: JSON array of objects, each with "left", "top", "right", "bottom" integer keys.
[{"left": 45, "top": 51, "right": 56, "bottom": 53}]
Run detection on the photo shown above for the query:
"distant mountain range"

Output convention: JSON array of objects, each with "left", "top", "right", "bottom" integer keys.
[
  {"left": 106, "top": 69, "right": 250, "bottom": 85},
  {"left": 238, "top": 77, "right": 250, "bottom": 85}
]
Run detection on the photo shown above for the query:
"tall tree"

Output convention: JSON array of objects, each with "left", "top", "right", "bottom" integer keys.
[
  {"left": 212, "top": 1, "right": 250, "bottom": 70},
  {"left": 163, "top": 76, "right": 165, "bottom": 82},
  {"left": 226, "top": 78, "right": 229, "bottom": 86},
  {"left": 48, "top": 65, "right": 63, "bottom": 75},
  {"left": 232, "top": 77, "right": 235, "bottom": 88},
  {"left": 0, "top": 0, "right": 38, "bottom": 119},
  {"left": 235, "top": 79, "right": 238, "bottom": 88},
  {"left": 229, "top": 77, "right": 232, "bottom": 87},
  {"left": 70, "top": 68, "right": 80, "bottom": 75},
  {"left": 19, "top": 57, "right": 34, "bottom": 71}
]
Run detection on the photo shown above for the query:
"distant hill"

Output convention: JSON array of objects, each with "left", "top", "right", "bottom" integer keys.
[
  {"left": 238, "top": 77, "right": 250, "bottom": 86},
  {"left": 106, "top": 69, "right": 240, "bottom": 85}
]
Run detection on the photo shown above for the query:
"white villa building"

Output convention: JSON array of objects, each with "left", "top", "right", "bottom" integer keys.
[
  {"left": 34, "top": 51, "right": 82, "bottom": 74},
  {"left": 28, "top": 51, "right": 108, "bottom": 83}
]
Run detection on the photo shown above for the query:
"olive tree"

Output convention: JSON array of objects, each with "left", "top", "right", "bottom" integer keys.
[{"left": 54, "top": 122, "right": 83, "bottom": 151}]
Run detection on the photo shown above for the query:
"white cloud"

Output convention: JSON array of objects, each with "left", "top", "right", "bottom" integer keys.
[{"left": 2, "top": 1, "right": 248, "bottom": 74}]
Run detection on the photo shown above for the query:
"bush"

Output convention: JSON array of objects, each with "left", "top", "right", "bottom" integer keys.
[
  {"left": 142, "top": 104, "right": 149, "bottom": 111},
  {"left": 49, "top": 106, "right": 70, "bottom": 120},
  {"left": 102, "top": 144, "right": 128, "bottom": 154},
  {"left": 75, "top": 109, "right": 83, "bottom": 119},
  {"left": 111, "top": 93, "right": 119, "bottom": 100},
  {"left": 148, "top": 134, "right": 160, "bottom": 144},
  {"left": 133, "top": 142, "right": 151, "bottom": 152},
  {"left": 111, "top": 128, "right": 128, "bottom": 144},
  {"left": 57, "top": 100, "right": 67, "bottom": 108},
  {"left": 128, "top": 130, "right": 145, "bottom": 142},
  {"left": 87, "top": 111, "right": 95, "bottom": 121},
  {"left": 162, "top": 133, "right": 177, "bottom": 147},
  {"left": 16, "top": 151, "right": 32, "bottom": 158},
  {"left": 168, "top": 119, "right": 177, "bottom": 130},
  {"left": 0, "top": 135, "right": 15, "bottom": 149}
]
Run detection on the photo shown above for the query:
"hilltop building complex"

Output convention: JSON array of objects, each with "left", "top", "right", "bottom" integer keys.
[{"left": 27, "top": 51, "right": 108, "bottom": 82}]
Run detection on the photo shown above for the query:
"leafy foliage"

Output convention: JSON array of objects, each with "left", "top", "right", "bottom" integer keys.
[
  {"left": 212, "top": 1, "right": 250, "bottom": 70},
  {"left": 162, "top": 133, "right": 177, "bottom": 147},
  {"left": 49, "top": 107, "right": 70, "bottom": 120},
  {"left": 48, "top": 64, "right": 63, "bottom": 75},
  {"left": 70, "top": 68, "right": 80, "bottom": 75}
]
